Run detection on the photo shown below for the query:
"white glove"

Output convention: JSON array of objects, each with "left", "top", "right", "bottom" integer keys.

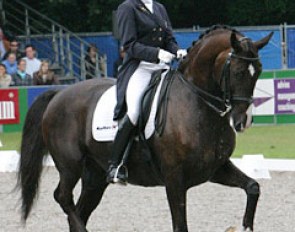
[
  {"left": 158, "top": 49, "right": 175, "bottom": 63},
  {"left": 177, "top": 49, "right": 187, "bottom": 59}
]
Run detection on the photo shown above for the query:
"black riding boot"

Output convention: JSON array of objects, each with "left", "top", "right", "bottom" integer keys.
[{"left": 106, "top": 115, "right": 135, "bottom": 184}]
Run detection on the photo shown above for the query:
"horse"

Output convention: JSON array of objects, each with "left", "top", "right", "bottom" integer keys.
[{"left": 17, "top": 25, "right": 273, "bottom": 232}]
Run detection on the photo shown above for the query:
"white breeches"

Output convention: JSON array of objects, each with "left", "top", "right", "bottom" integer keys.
[{"left": 126, "top": 61, "right": 168, "bottom": 125}]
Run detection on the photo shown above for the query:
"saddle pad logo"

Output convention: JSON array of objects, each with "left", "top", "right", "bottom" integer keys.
[{"left": 92, "top": 86, "right": 118, "bottom": 141}]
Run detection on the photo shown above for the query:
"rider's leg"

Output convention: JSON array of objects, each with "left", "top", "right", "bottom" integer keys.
[
  {"left": 106, "top": 64, "right": 153, "bottom": 184},
  {"left": 125, "top": 65, "right": 154, "bottom": 125},
  {"left": 106, "top": 114, "right": 135, "bottom": 184}
]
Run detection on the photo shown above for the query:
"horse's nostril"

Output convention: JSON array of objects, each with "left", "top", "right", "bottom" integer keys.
[{"left": 235, "top": 121, "right": 245, "bottom": 132}]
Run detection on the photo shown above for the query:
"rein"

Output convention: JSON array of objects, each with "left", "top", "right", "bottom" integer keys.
[
  {"left": 178, "top": 50, "right": 259, "bottom": 117},
  {"left": 178, "top": 73, "right": 231, "bottom": 117}
]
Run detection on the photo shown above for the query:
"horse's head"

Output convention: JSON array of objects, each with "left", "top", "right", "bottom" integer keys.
[
  {"left": 180, "top": 26, "right": 273, "bottom": 132},
  {"left": 223, "top": 31, "right": 273, "bottom": 132}
]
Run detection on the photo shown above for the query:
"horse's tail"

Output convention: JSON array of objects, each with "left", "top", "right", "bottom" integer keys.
[{"left": 17, "top": 90, "right": 59, "bottom": 222}]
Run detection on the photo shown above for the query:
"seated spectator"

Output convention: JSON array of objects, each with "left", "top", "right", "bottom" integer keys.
[
  {"left": 85, "top": 44, "right": 105, "bottom": 79},
  {"left": 113, "top": 46, "right": 125, "bottom": 78},
  {"left": 23, "top": 44, "right": 41, "bottom": 77},
  {"left": 11, "top": 59, "right": 32, "bottom": 86},
  {"left": 33, "top": 61, "right": 59, "bottom": 85},
  {"left": 2, "top": 39, "right": 24, "bottom": 61},
  {"left": 0, "top": 63, "right": 12, "bottom": 88},
  {"left": 2, "top": 52, "right": 17, "bottom": 75}
]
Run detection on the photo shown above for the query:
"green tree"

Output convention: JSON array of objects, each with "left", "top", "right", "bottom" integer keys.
[{"left": 22, "top": 0, "right": 295, "bottom": 32}]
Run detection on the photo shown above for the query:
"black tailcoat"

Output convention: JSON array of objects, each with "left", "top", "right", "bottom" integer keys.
[{"left": 114, "top": 0, "right": 179, "bottom": 120}]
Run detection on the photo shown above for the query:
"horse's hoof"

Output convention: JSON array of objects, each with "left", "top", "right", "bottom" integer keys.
[
  {"left": 225, "top": 226, "right": 237, "bottom": 232},
  {"left": 225, "top": 226, "right": 253, "bottom": 232},
  {"left": 243, "top": 228, "right": 252, "bottom": 232}
]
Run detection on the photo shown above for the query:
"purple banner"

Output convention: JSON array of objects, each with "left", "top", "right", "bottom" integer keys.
[{"left": 274, "top": 79, "right": 295, "bottom": 114}]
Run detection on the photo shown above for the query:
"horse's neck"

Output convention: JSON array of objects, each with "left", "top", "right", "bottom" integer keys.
[
  {"left": 184, "top": 55, "right": 218, "bottom": 93},
  {"left": 184, "top": 41, "right": 228, "bottom": 93}
]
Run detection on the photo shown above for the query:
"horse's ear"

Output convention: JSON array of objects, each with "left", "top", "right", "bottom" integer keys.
[
  {"left": 254, "top": 32, "right": 274, "bottom": 50},
  {"left": 230, "top": 32, "right": 242, "bottom": 53}
]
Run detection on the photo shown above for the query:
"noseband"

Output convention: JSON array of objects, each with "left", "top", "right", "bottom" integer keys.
[
  {"left": 220, "top": 50, "right": 259, "bottom": 113},
  {"left": 179, "top": 38, "right": 260, "bottom": 117}
]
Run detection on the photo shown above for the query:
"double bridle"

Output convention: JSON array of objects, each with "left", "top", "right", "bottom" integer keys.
[{"left": 179, "top": 38, "right": 260, "bottom": 117}]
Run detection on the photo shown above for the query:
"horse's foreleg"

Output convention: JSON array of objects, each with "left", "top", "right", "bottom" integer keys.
[
  {"left": 210, "top": 160, "right": 259, "bottom": 231},
  {"left": 165, "top": 172, "right": 188, "bottom": 232},
  {"left": 76, "top": 158, "right": 109, "bottom": 225}
]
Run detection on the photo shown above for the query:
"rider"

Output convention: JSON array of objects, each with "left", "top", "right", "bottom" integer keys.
[{"left": 106, "top": 0, "right": 187, "bottom": 184}]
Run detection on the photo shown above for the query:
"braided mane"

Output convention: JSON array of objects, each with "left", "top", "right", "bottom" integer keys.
[
  {"left": 187, "top": 25, "right": 244, "bottom": 53},
  {"left": 179, "top": 25, "right": 244, "bottom": 73},
  {"left": 198, "top": 24, "right": 242, "bottom": 40}
]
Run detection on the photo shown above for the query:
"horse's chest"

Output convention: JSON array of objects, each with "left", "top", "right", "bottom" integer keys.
[
  {"left": 216, "top": 136, "right": 235, "bottom": 160},
  {"left": 199, "top": 126, "right": 235, "bottom": 164}
]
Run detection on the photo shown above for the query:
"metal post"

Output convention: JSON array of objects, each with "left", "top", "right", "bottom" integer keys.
[
  {"left": 25, "top": 9, "right": 31, "bottom": 44},
  {"left": 52, "top": 24, "right": 59, "bottom": 64},
  {"left": 103, "top": 54, "right": 107, "bottom": 78},
  {"left": 59, "top": 28, "right": 65, "bottom": 72},
  {"left": 66, "top": 33, "right": 73, "bottom": 77},
  {"left": 80, "top": 43, "right": 86, "bottom": 80},
  {"left": 284, "top": 22, "right": 288, "bottom": 69},
  {"left": 95, "top": 53, "right": 101, "bottom": 78},
  {"left": 280, "top": 24, "right": 284, "bottom": 69}
]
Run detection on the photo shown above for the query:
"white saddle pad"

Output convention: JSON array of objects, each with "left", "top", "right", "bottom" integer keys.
[{"left": 92, "top": 71, "right": 168, "bottom": 141}]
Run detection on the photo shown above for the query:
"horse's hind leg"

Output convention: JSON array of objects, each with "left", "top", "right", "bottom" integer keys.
[
  {"left": 210, "top": 160, "right": 259, "bottom": 231},
  {"left": 53, "top": 148, "right": 86, "bottom": 232},
  {"left": 76, "top": 158, "right": 109, "bottom": 225}
]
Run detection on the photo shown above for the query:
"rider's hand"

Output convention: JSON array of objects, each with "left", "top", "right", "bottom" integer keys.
[
  {"left": 177, "top": 49, "right": 187, "bottom": 59},
  {"left": 158, "top": 49, "right": 175, "bottom": 63}
]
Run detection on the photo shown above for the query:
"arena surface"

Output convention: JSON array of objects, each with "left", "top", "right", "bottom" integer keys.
[{"left": 1, "top": 167, "right": 294, "bottom": 232}]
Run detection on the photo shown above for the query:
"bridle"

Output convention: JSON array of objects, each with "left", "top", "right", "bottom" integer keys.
[
  {"left": 220, "top": 50, "right": 259, "bottom": 113},
  {"left": 178, "top": 37, "right": 260, "bottom": 117}
]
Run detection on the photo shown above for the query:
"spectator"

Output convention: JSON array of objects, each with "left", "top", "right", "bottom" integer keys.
[
  {"left": 2, "top": 52, "right": 17, "bottom": 75},
  {"left": 33, "top": 60, "right": 59, "bottom": 85},
  {"left": 2, "top": 39, "right": 24, "bottom": 61},
  {"left": 11, "top": 59, "right": 32, "bottom": 86},
  {"left": 113, "top": 46, "right": 125, "bottom": 78},
  {"left": 0, "top": 28, "right": 8, "bottom": 60},
  {"left": 85, "top": 44, "right": 105, "bottom": 79},
  {"left": 23, "top": 44, "right": 41, "bottom": 77},
  {"left": 0, "top": 63, "right": 12, "bottom": 88}
]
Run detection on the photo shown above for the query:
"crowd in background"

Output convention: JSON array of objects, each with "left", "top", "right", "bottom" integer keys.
[
  {"left": 0, "top": 25, "right": 124, "bottom": 88},
  {"left": 0, "top": 28, "right": 60, "bottom": 88}
]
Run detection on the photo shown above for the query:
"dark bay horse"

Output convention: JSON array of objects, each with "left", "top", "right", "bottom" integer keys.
[{"left": 18, "top": 26, "right": 273, "bottom": 232}]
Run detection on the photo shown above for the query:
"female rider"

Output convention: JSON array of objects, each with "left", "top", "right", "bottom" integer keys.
[{"left": 107, "top": 0, "right": 187, "bottom": 184}]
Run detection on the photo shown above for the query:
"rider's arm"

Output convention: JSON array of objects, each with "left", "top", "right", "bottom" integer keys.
[
  {"left": 158, "top": 4, "right": 179, "bottom": 55},
  {"left": 117, "top": 3, "right": 159, "bottom": 63}
]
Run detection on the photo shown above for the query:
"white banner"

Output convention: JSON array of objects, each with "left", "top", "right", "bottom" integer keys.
[{"left": 253, "top": 79, "right": 275, "bottom": 115}]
